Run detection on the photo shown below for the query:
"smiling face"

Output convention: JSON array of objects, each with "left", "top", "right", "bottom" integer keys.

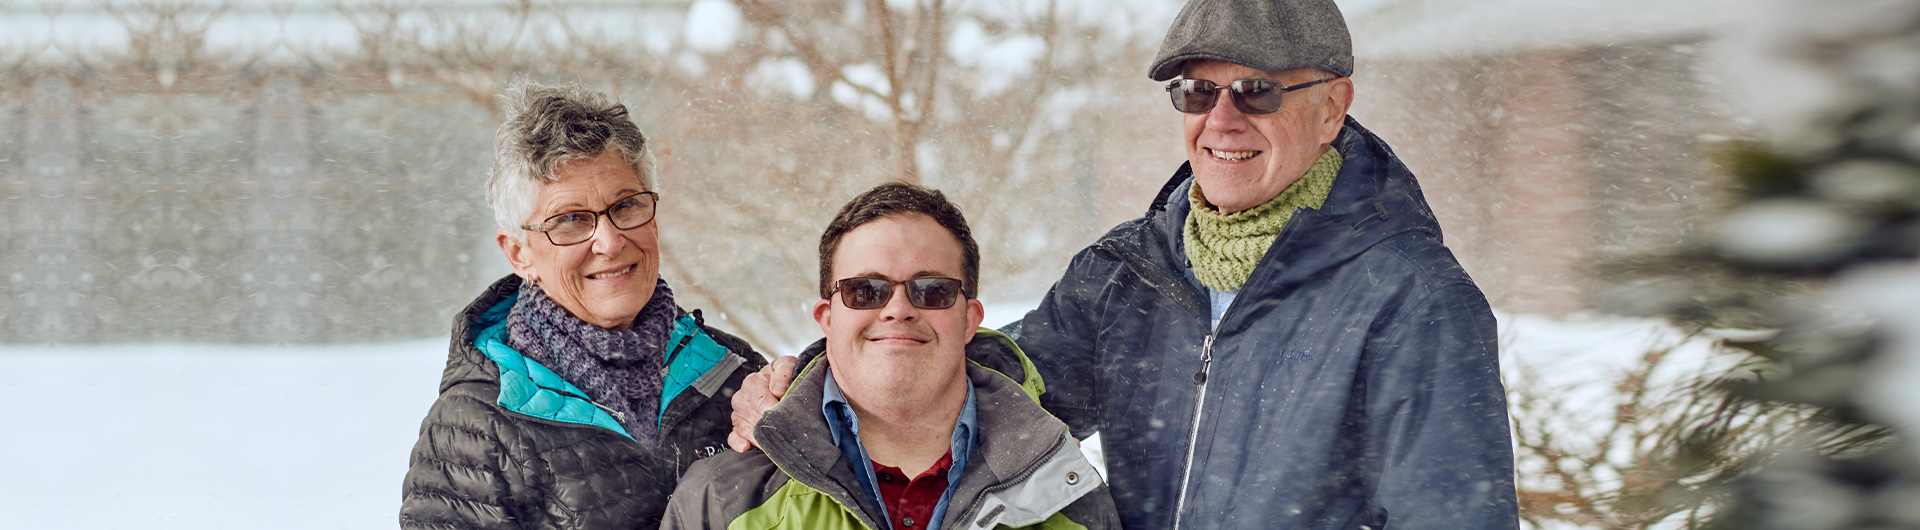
[
  {"left": 496, "top": 149, "right": 660, "bottom": 329},
  {"left": 812, "top": 213, "right": 985, "bottom": 402},
  {"left": 1182, "top": 59, "right": 1353, "bottom": 213}
]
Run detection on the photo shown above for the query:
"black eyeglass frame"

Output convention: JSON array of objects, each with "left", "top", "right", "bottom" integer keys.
[
  {"left": 828, "top": 277, "right": 968, "bottom": 310},
  {"left": 1165, "top": 77, "right": 1335, "bottom": 115},
  {"left": 521, "top": 191, "right": 660, "bottom": 246}
]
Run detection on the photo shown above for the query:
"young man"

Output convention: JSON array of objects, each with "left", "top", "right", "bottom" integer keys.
[{"left": 661, "top": 183, "right": 1117, "bottom": 530}]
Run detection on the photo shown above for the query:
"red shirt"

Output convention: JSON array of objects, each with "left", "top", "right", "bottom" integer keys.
[{"left": 871, "top": 451, "right": 954, "bottom": 529}]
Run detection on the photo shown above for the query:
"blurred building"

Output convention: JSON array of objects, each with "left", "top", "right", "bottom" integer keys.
[
  {"left": 0, "top": 3, "right": 523, "bottom": 343},
  {"left": 1346, "top": 0, "right": 1748, "bottom": 316}
]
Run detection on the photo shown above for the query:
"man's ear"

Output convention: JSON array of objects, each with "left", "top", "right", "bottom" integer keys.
[
  {"left": 966, "top": 298, "right": 985, "bottom": 332},
  {"left": 812, "top": 298, "right": 834, "bottom": 336},
  {"left": 497, "top": 229, "right": 538, "bottom": 282},
  {"left": 1317, "top": 76, "right": 1356, "bottom": 145}
]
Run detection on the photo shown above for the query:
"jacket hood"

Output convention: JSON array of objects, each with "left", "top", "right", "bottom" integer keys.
[
  {"left": 440, "top": 275, "right": 521, "bottom": 394},
  {"left": 1133, "top": 116, "right": 1445, "bottom": 298}
]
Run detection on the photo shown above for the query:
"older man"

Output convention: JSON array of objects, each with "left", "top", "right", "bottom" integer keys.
[
  {"left": 1005, "top": 0, "right": 1519, "bottom": 528},
  {"left": 664, "top": 183, "right": 1117, "bottom": 530},
  {"left": 731, "top": 0, "right": 1518, "bottom": 528}
]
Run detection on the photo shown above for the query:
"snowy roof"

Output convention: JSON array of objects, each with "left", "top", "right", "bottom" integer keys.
[{"left": 1347, "top": 0, "right": 1743, "bottom": 60}]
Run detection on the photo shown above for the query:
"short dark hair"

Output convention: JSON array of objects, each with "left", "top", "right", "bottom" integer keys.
[{"left": 818, "top": 182, "right": 980, "bottom": 300}]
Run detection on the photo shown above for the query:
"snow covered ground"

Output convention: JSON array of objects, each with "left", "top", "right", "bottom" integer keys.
[
  {"left": 0, "top": 310, "right": 1732, "bottom": 529},
  {"left": 1, "top": 340, "right": 450, "bottom": 530}
]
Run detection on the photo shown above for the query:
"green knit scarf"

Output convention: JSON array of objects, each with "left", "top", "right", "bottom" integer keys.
[{"left": 1184, "top": 148, "right": 1343, "bottom": 291}]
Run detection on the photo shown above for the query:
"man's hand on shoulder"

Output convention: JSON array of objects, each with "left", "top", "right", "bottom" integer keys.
[{"left": 727, "top": 355, "right": 797, "bottom": 452}]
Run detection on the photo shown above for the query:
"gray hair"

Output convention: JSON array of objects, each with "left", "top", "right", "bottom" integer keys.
[{"left": 487, "top": 81, "right": 657, "bottom": 242}]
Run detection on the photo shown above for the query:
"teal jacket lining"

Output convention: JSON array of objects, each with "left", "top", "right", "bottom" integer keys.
[{"left": 470, "top": 292, "right": 736, "bottom": 441}]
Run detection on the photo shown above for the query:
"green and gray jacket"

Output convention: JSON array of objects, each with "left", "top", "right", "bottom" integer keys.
[
  {"left": 401, "top": 275, "right": 767, "bottom": 530},
  {"left": 660, "top": 329, "right": 1120, "bottom": 530}
]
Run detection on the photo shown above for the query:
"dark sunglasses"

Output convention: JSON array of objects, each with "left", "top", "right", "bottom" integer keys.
[
  {"left": 1165, "top": 77, "right": 1334, "bottom": 115},
  {"left": 830, "top": 277, "right": 966, "bottom": 310}
]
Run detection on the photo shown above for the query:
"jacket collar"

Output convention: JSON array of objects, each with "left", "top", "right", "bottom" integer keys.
[
  {"left": 441, "top": 274, "right": 744, "bottom": 442},
  {"left": 445, "top": 275, "right": 632, "bottom": 439}
]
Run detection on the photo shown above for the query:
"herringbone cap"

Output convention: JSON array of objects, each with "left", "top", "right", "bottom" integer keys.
[{"left": 1148, "top": 0, "right": 1354, "bottom": 81}]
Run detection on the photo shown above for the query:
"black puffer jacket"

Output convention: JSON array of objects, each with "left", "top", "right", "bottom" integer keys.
[{"left": 400, "top": 275, "right": 766, "bottom": 529}]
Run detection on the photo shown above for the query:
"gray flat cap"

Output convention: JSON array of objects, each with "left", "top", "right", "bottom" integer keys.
[{"left": 1148, "top": 0, "right": 1354, "bottom": 81}]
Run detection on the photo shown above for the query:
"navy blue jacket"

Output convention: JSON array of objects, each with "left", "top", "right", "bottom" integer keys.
[{"left": 1008, "top": 117, "right": 1517, "bottom": 530}]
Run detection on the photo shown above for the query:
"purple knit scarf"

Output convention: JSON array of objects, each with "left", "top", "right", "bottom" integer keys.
[{"left": 507, "top": 278, "right": 676, "bottom": 445}]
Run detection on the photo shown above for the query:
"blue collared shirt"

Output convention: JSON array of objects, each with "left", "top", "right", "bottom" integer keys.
[
  {"left": 822, "top": 368, "right": 978, "bottom": 530},
  {"left": 1210, "top": 289, "right": 1238, "bottom": 331}
]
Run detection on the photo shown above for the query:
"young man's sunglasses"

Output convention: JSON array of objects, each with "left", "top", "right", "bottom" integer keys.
[
  {"left": 1165, "top": 77, "right": 1334, "bottom": 115},
  {"left": 830, "top": 277, "right": 966, "bottom": 310}
]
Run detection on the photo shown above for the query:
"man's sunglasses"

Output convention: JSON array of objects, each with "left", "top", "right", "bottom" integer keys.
[
  {"left": 829, "top": 277, "right": 966, "bottom": 310},
  {"left": 1165, "top": 77, "right": 1334, "bottom": 115}
]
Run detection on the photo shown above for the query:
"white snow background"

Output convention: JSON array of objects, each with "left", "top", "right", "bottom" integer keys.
[{"left": 0, "top": 305, "right": 1731, "bottom": 529}]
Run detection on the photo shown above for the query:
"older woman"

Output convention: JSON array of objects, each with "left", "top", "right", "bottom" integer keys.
[{"left": 400, "top": 82, "right": 765, "bottom": 529}]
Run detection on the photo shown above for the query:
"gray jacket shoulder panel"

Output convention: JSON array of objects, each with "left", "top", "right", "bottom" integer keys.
[{"left": 660, "top": 449, "right": 791, "bottom": 529}]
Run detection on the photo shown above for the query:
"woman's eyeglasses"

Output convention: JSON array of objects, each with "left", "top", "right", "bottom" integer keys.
[
  {"left": 522, "top": 191, "right": 659, "bottom": 246},
  {"left": 830, "top": 277, "right": 966, "bottom": 310},
  {"left": 1165, "top": 77, "right": 1334, "bottom": 115}
]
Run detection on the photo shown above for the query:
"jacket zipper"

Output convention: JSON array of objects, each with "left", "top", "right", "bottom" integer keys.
[
  {"left": 542, "top": 387, "right": 622, "bottom": 422},
  {"left": 658, "top": 310, "right": 703, "bottom": 379},
  {"left": 1094, "top": 184, "right": 1325, "bottom": 528},
  {"left": 496, "top": 402, "right": 634, "bottom": 441},
  {"left": 588, "top": 401, "right": 626, "bottom": 423},
  {"left": 1171, "top": 333, "right": 1215, "bottom": 530}
]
